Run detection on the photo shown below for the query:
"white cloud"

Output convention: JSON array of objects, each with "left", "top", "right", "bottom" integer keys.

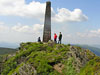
[
  {"left": 33, "top": 24, "right": 43, "bottom": 32},
  {"left": 52, "top": 8, "right": 88, "bottom": 22},
  {"left": 0, "top": 22, "right": 9, "bottom": 32},
  {"left": 65, "top": 34, "right": 71, "bottom": 37},
  {"left": 0, "top": 0, "right": 46, "bottom": 19},
  {"left": 0, "top": 22, "right": 44, "bottom": 43},
  {"left": 12, "top": 23, "right": 31, "bottom": 33},
  {"left": 0, "top": 25, "right": 9, "bottom": 32},
  {"left": 77, "top": 29, "right": 100, "bottom": 38},
  {"left": 90, "top": 29, "right": 100, "bottom": 34},
  {"left": 0, "top": 0, "right": 88, "bottom": 23},
  {"left": 12, "top": 23, "right": 43, "bottom": 33},
  {"left": 0, "top": 22, "right": 4, "bottom": 25}
]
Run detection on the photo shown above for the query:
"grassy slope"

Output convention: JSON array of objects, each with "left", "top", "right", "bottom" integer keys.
[
  {"left": 1, "top": 42, "right": 100, "bottom": 75},
  {"left": 79, "top": 56, "right": 100, "bottom": 75}
]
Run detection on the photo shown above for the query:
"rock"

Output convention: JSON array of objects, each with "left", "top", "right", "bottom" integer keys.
[
  {"left": 54, "top": 63, "right": 64, "bottom": 73},
  {"left": 48, "top": 40, "right": 55, "bottom": 47},
  {"left": 13, "top": 63, "right": 37, "bottom": 75}
]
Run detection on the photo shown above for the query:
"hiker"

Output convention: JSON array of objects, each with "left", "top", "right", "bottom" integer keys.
[
  {"left": 58, "top": 32, "right": 62, "bottom": 44},
  {"left": 38, "top": 37, "right": 41, "bottom": 42},
  {"left": 54, "top": 33, "right": 57, "bottom": 43}
]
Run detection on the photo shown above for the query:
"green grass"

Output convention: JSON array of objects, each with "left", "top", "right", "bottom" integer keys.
[
  {"left": 79, "top": 56, "right": 100, "bottom": 75},
  {"left": 62, "top": 57, "right": 77, "bottom": 75}
]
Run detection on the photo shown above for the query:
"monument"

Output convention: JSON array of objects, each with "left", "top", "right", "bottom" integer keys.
[{"left": 43, "top": 1, "right": 51, "bottom": 42}]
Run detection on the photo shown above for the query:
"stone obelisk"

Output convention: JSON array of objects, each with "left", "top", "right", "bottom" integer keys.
[{"left": 43, "top": 1, "right": 51, "bottom": 42}]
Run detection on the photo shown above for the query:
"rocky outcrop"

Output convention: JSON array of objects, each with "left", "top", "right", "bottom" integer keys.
[
  {"left": 12, "top": 63, "right": 37, "bottom": 75},
  {"left": 68, "top": 46, "right": 95, "bottom": 72}
]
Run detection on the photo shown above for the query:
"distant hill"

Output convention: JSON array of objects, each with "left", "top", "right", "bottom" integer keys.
[
  {"left": 0, "top": 47, "right": 17, "bottom": 63},
  {"left": 90, "top": 44, "right": 100, "bottom": 49},
  {"left": 74, "top": 44, "right": 100, "bottom": 56},
  {"left": 0, "top": 42, "right": 19, "bottom": 48},
  {"left": 0, "top": 47, "right": 17, "bottom": 55}
]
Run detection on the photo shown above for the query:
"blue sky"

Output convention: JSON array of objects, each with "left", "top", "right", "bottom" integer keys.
[{"left": 0, "top": 0, "right": 100, "bottom": 45}]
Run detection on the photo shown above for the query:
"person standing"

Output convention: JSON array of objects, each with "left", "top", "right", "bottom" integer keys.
[
  {"left": 38, "top": 37, "right": 41, "bottom": 42},
  {"left": 54, "top": 33, "right": 57, "bottom": 43},
  {"left": 58, "top": 32, "right": 62, "bottom": 44}
]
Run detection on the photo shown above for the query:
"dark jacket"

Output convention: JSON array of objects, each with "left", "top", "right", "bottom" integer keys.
[
  {"left": 59, "top": 34, "right": 62, "bottom": 40},
  {"left": 38, "top": 37, "right": 41, "bottom": 42}
]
